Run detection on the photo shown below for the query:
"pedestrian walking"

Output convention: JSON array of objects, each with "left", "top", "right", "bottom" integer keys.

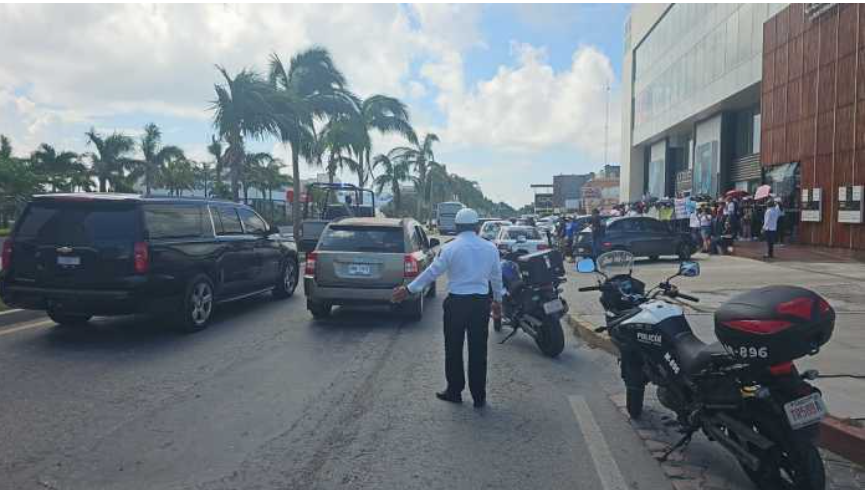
[
  {"left": 762, "top": 199, "right": 782, "bottom": 259},
  {"left": 689, "top": 207, "right": 701, "bottom": 250},
  {"left": 590, "top": 208, "right": 605, "bottom": 259},
  {"left": 699, "top": 207, "right": 712, "bottom": 253},
  {"left": 392, "top": 208, "right": 502, "bottom": 408}
]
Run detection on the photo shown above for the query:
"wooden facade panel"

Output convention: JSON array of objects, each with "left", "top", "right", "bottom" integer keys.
[
  {"left": 856, "top": 99, "right": 865, "bottom": 150},
  {"left": 790, "top": 4, "right": 805, "bottom": 37},
  {"left": 836, "top": 54, "right": 857, "bottom": 106},
  {"left": 819, "top": 13, "right": 838, "bottom": 66},
  {"left": 789, "top": 35, "right": 804, "bottom": 80},
  {"left": 764, "top": 14, "right": 777, "bottom": 53},
  {"left": 838, "top": 4, "right": 859, "bottom": 56},
  {"left": 858, "top": 48, "right": 865, "bottom": 101},
  {"left": 803, "top": 23, "right": 821, "bottom": 69},
  {"left": 816, "top": 110, "right": 835, "bottom": 155},
  {"left": 835, "top": 104, "right": 855, "bottom": 152},
  {"left": 817, "top": 67, "right": 837, "bottom": 114},
  {"left": 775, "top": 87, "right": 788, "bottom": 127},
  {"left": 775, "top": 46, "right": 789, "bottom": 88},
  {"left": 777, "top": 6, "right": 790, "bottom": 46},
  {"left": 787, "top": 78, "right": 802, "bottom": 122},
  {"left": 802, "top": 70, "right": 818, "bottom": 116},
  {"left": 801, "top": 117, "right": 817, "bottom": 157},
  {"left": 763, "top": 49, "right": 775, "bottom": 93},
  {"left": 786, "top": 122, "right": 801, "bottom": 159}
]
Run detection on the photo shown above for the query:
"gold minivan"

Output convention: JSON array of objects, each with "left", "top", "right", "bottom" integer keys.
[{"left": 303, "top": 218, "right": 439, "bottom": 320}]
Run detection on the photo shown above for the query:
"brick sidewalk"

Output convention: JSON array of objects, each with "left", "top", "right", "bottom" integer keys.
[{"left": 732, "top": 240, "right": 864, "bottom": 263}]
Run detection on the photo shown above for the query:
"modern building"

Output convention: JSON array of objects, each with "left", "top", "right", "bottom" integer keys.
[
  {"left": 621, "top": 3, "right": 864, "bottom": 249},
  {"left": 553, "top": 173, "right": 593, "bottom": 211}
]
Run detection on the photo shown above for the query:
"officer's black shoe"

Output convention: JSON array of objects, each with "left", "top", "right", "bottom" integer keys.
[
  {"left": 435, "top": 391, "right": 462, "bottom": 403},
  {"left": 473, "top": 398, "right": 486, "bottom": 408}
]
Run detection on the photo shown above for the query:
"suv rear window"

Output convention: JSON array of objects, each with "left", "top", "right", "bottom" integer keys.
[
  {"left": 318, "top": 226, "right": 405, "bottom": 253},
  {"left": 15, "top": 202, "right": 138, "bottom": 245},
  {"left": 144, "top": 204, "right": 207, "bottom": 239},
  {"left": 506, "top": 228, "right": 541, "bottom": 240}
]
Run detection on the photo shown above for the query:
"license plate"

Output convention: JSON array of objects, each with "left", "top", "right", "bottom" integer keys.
[
  {"left": 57, "top": 256, "right": 81, "bottom": 266},
  {"left": 348, "top": 264, "right": 372, "bottom": 276},
  {"left": 784, "top": 392, "right": 827, "bottom": 430},
  {"left": 543, "top": 299, "right": 564, "bottom": 315}
]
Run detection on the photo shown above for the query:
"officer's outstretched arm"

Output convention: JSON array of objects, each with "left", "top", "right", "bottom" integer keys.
[{"left": 406, "top": 247, "right": 449, "bottom": 295}]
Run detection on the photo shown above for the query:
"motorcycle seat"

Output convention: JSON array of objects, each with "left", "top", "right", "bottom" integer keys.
[{"left": 672, "top": 332, "right": 729, "bottom": 375}]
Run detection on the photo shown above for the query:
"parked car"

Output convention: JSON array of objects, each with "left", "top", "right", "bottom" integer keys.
[
  {"left": 573, "top": 216, "right": 694, "bottom": 260},
  {"left": 0, "top": 193, "right": 299, "bottom": 331},
  {"left": 479, "top": 220, "right": 511, "bottom": 241},
  {"left": 303, "top": 217, "right": 439, "bottom": 320},
  {"left": 494, "top": 226, "right": 550, "bottom": 256}
]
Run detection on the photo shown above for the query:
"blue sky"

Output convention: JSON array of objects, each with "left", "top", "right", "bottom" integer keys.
[{"left": 0, "top": 4, "right": 629, "bottom": 207}]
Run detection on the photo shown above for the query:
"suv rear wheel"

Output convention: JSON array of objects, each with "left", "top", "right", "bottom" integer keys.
[
  {"left": 402, "top": 293, "right": 424, "bottom": 321},
  {"left": 48, "top": 310, "right": 92, "bottom": 327},
  {"left": 178, "top": 274, "right": 214, "bottom": 333},
  {"left": 273, "top": 258, "right": 298, "bottom": 299}
]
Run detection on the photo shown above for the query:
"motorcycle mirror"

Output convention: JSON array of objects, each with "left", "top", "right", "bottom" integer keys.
[
  {"left": 678, "top": 261, "right": 700, "bottom": 278},
  {"left": 576, "top": 258, "right": 596, "bottom": 273}
]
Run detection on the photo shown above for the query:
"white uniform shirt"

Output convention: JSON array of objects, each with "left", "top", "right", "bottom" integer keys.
[
  {"left": 763, "top": 206, "right": 782, "bottom": 231},
  {"left": 407, "top": 231, "right": 503, "bottom": 302}
]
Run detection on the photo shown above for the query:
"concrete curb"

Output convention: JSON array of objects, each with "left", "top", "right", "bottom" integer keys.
[
  {"left": 0, "top": 308, "right": 45, "bottom": 327},
  {"left": 566, "top": 311, "right": 866, "bottom": 465}
]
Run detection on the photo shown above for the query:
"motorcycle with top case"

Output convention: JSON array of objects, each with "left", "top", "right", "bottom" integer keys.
[{"left": 576, "top": 251, "right": 834, "bottom": 490}]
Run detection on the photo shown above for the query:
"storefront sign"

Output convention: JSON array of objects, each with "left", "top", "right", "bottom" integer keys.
[{"left": 837, "top": 185, "right": 864, "bottom": 224}]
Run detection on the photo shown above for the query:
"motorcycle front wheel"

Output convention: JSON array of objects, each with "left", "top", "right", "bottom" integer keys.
[{"left": 535, "top": 316, "right": 565, "bottom": 358}]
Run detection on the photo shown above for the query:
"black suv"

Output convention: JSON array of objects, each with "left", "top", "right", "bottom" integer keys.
[
  {"left": 0, "top": 194, "right": 299, "bottom": 331},
  {"left": 574, "top": 216, "right": 694, "bottom": 261}
]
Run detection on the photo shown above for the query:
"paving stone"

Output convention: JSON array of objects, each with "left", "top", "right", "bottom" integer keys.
[{"left": 671, "top": 479, "right": 702, "bottom": 490}]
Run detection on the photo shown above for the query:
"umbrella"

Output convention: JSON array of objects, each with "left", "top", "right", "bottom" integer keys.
[
  {"left": 726, "top": 189, "right": 748, "bottom": 198},
  {"left": 754, "top": 185, "right": 772, "bottom": 200}
]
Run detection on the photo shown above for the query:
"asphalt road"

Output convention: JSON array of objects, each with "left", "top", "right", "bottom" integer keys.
[{"left": 0, "top": 286, "right": 673, "bottom": 490}]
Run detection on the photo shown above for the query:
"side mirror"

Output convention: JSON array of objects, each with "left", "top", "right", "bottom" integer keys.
[
  {"left": 268, "top": 226, "right": 281, "bottom": 236},
  {"left": 429, "top": 238, "right": 440, "bottom": 248},
  {"left": 679, "top": 261, "right": 700, "bottom": 277},
  {"left": 577, "top": 258, "right": 596, "bottom": 273}
]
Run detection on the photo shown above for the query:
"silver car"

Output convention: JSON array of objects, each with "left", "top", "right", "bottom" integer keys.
[{"left": 303, "top": 217, "right": 439, "bottom": 320}]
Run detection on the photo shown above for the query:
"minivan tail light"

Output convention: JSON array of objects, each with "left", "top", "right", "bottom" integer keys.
[
  {"left": 1, "top": 239, "right": 12, "bottom": 270},
  {"left": 538, "top": 244, "right": 549, "bottom": 251},
  {"left": 133, "top": 242, "right": 149, "bottom": 274},
  {"left": 404, "top": 254, "right": 420, "bottom": 278},
  {"left": 305, "top": 252, "right": 318, "bottom": 277}
]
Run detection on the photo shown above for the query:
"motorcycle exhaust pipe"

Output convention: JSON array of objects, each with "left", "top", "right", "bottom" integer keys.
[{"left": 701, "top": 413, "right": 773, "bottom": 473}]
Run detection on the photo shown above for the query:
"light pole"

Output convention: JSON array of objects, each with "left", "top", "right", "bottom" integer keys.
[{"left": 603, "top": 82, "right": 610, "bottom": 168}]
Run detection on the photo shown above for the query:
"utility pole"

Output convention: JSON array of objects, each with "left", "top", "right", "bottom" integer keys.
[{"left": 603, "top": 82, "right": 610, "bottom": 168}]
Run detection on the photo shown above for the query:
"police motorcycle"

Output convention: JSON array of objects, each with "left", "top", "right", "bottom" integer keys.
[
  {"left": 577, "top": 251, "right": 834, "bottom": 490},
  {"left": 493, "top": 241, "right": 568, "bottom": 358}
]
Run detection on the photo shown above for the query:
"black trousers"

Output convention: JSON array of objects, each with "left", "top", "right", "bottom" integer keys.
[
  {"left": 443, "top": 294, "right": 491, "bottom": 400},
  {"left": 765, "top": 230, "right": 777, "bottom": 257}
]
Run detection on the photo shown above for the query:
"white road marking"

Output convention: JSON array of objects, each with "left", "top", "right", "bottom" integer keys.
[
  {"left": 568, "top": 395, "right": 629, "bottom": 490},
  {"left": 0, "top": 319, "right": 54, "bottom": 337}
]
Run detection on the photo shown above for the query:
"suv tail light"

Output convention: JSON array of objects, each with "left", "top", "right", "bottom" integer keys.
[
  {"left": 1, "top": 238, "right": 12, "bottom": 270},
  {"left": 404, "top": 254, "right": 420, "bottom": 278},
  {"left": 538, "top": 244, "right": 549, "bottom": 251},
  {"left": 305, "top": 252, "right": 318, "bottom": 277},
  {"left": 133, "top": 241, "right": 149, "bottom": 274}
]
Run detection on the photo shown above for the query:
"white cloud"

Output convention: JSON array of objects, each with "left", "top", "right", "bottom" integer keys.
[{"left": 426, "top": 42, "right": 621, "bottom": 162}]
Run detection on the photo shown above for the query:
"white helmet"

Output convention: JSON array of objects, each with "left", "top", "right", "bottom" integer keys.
[{"left": 455, "top": 208, "right": 480, "bottom": 225}]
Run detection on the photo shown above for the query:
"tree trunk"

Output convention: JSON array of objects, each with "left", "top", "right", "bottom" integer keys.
[
  {"left": 99, "top": 177, "right": 107, "bottom": 193},
  {"left": 291, "top": 145, "right": 302, "bottom": 241}
]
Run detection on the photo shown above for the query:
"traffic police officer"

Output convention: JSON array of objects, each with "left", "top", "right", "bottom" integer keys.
[{"left": 392, "top": 208, "right": 503, "bottom": 408}]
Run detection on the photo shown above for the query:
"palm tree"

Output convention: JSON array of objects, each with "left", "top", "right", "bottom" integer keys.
[
  {"left": 313, "top": 116, "right": 365, "bottom": 183},
  {"left": 133, "top": 123, "right": 185, "bottom": 196},
  {"left": 373, "top": 148, "right": 412, "bottom": 216},
  {"left": 0, "top": 135, "right": 42, "bottom": 227},
  {"left": 211, "top": 66, "right": 280, "bottom": 202},
  {"left": 268, "top": 47, "right": 355, "bottom": 239},
  {"left": 30, "top": 144, "right": 80, "bottom": 192},
  {"left": 240, "top": 151, "right": 276, "bottom": 203},
  {"left": 85, "top": 128, "right": 136, "bottom": 192},
  {"left": 397, "top": 133, "right": 439, "bottom": 219},
  {"left": 352, "top": 95, "right": 414, "bottom": 188},
  {"left": 206, "top": 135, "right": 230, "bottom": 198},
  {"left": 159, "top": 156, "right": 195, "bottom": 196}
]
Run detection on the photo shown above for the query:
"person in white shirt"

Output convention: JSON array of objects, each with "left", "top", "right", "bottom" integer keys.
[
  {"left": 392, "top": 208, "right": 502, "bottom": 408},
  {"left": 762, "top": 199, "right": 782, "bottom": 259}
]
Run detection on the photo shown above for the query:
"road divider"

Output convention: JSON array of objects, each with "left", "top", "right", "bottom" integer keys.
[{"left": 565, "top": 311, "right": 865, "bottom": 465}]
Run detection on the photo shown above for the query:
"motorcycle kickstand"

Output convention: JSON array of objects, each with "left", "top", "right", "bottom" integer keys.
[
  {"left": 499, "top": 326, "right": 520, "bottom": 344},
  {"left": 657, "top": 428, "right": 696, "bottom": 462}
]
